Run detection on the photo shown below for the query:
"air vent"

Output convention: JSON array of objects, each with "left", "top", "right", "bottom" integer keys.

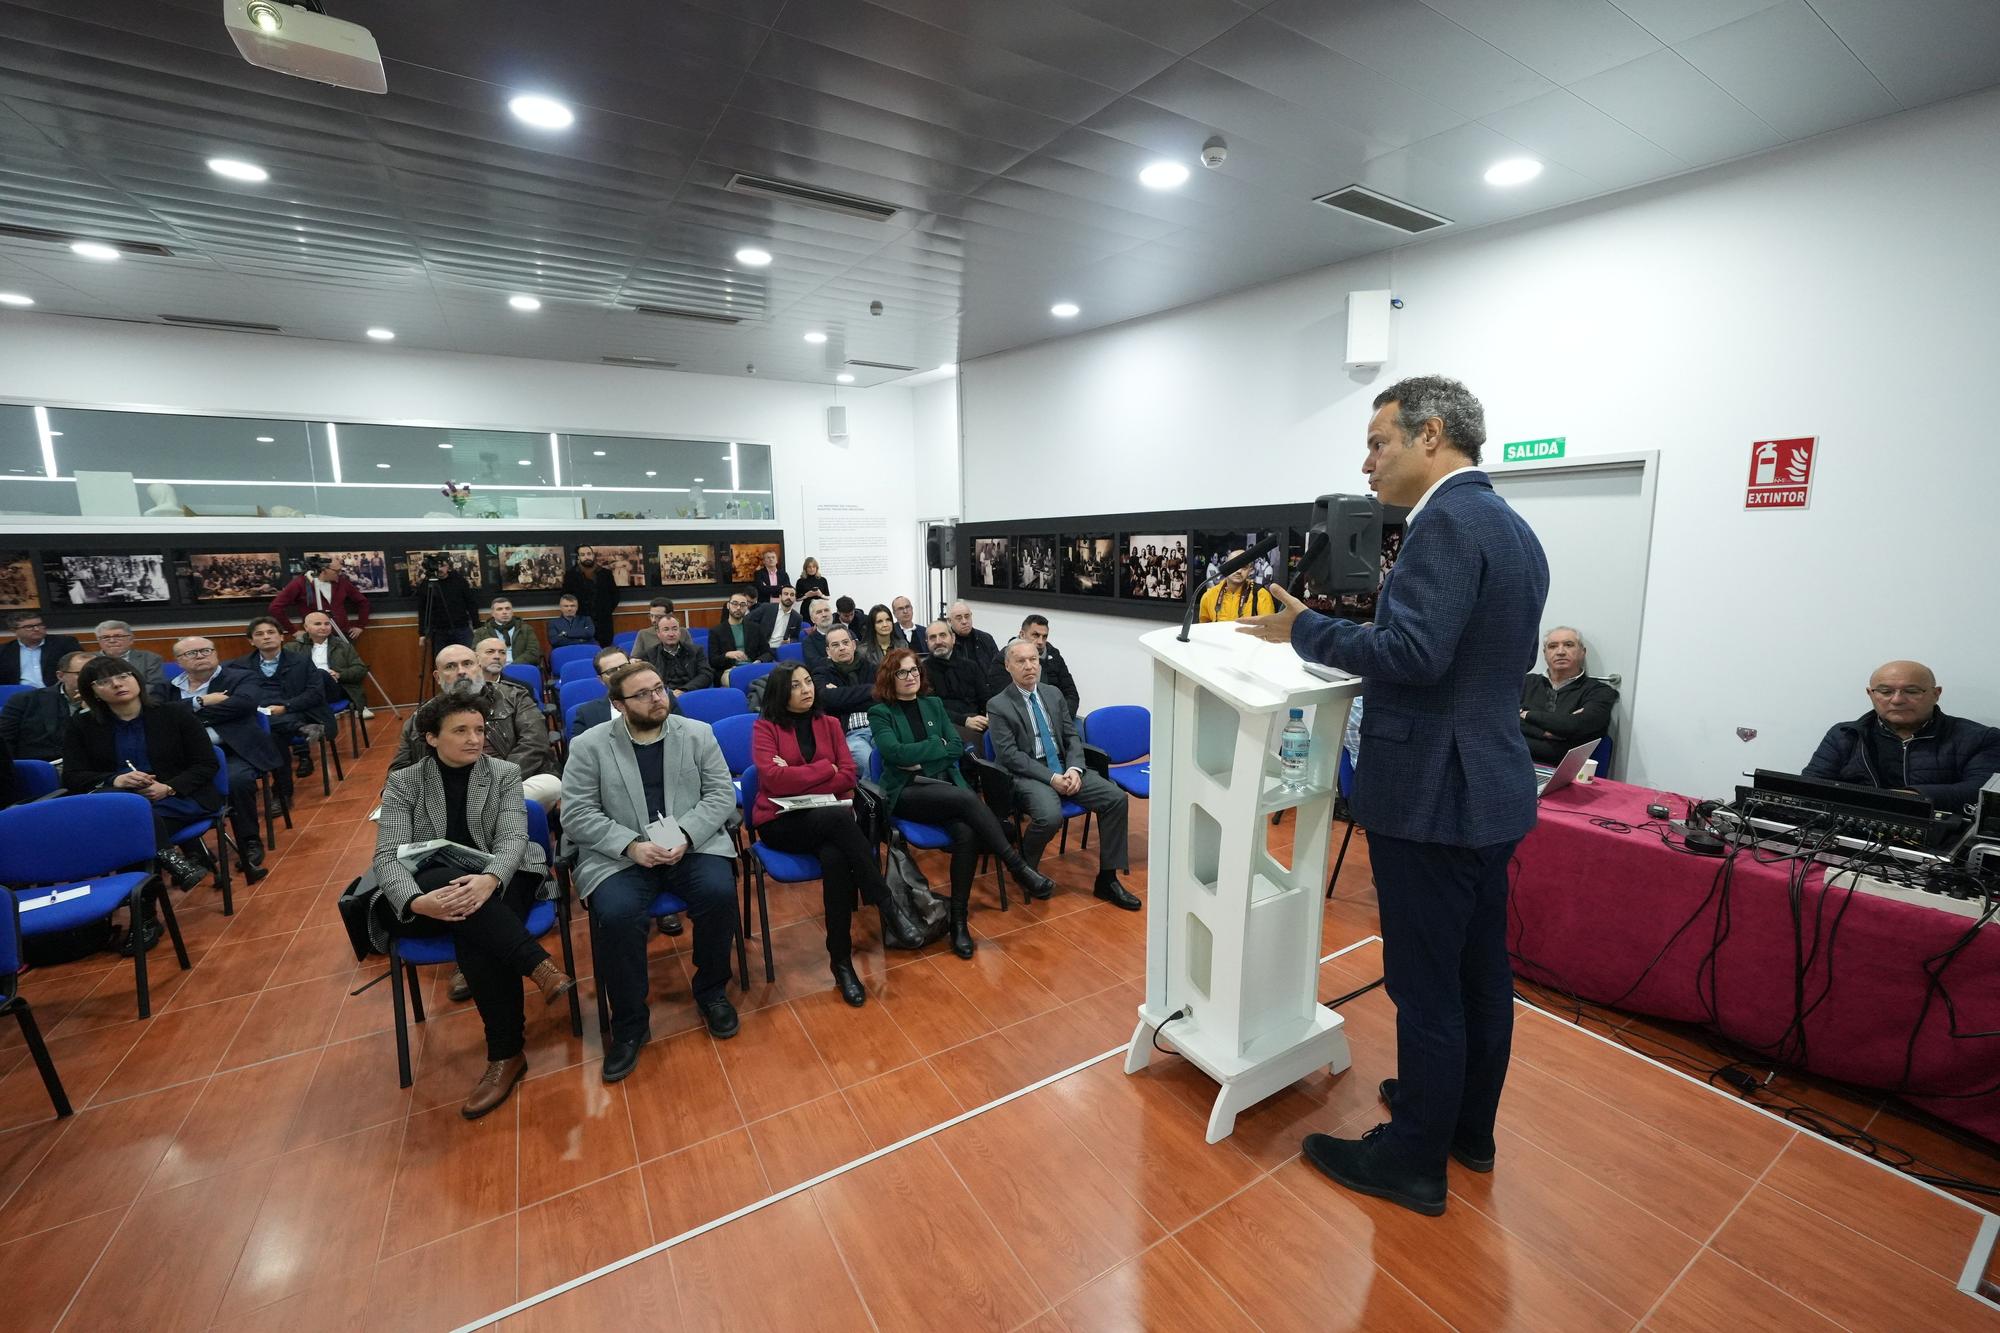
[
  {"left": 0, "top": 222, "right": 177, "bottom": 257},
  {"left": 844, "top": 359, "right": 917, "bottom": 373},
  {"left": 725, "top": 172, "right": 899, "bottom": 222},
  {"left": 631, "top": 304, "right": 740, "bottom": 325},
  {"left": 159, "top": 314, "right": 283, "bottom": 334},
  {"left": 601, "top": 355, "right": 681, "bottom": 369},
  {"left": 1313, "top": 185, "right": 1452, "bottom": 235}
]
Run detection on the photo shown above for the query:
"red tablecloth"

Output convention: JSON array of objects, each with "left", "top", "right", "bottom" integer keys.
[{"left": 1509, "top": 777, "right": 2000, "bottom": 1143}]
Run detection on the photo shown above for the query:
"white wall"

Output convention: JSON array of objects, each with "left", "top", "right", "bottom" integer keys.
[
  {"left": 0, "top": 316, "right": 923, "bottom": 603},
  {"left": 958, "top": 88, "right": 2000, "bottom": 797},
  {"left": 907, "top": 375, "right": 963, "bottom": 618}
]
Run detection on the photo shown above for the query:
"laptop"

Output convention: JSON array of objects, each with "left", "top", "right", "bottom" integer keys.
[{"left": 1534, "top": 739, "right": 1597, "bottom": 798}]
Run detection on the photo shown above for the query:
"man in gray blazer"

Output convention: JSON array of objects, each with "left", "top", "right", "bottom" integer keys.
[
  {"left": 561, "top": 660, "right": 740, "bottom": 1082},
  {"left": 987, "top": 640, "right": 1139, "bottom": 910}
]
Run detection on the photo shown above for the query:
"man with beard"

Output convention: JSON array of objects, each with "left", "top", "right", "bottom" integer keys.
[
  {"left": 392, "top": 643, "right": 561, "bottom": 809},
  {"left": 269, "top": 553, "right": 371, "bottom": 641},
  {"left": 707, "top": 590, "right": 772, "bottom": 686},
  {"left": 1000, "top": 614, "right": 1080, "bottom": 718},
  {"left": 924, "top": 620, "right": 990, "bottom": 745},
  {"left": 563, "top": 546, "right": 620, "bottom": 648},
  {"left": 746, "top": 584, "right": 802, "bottom": 648}
]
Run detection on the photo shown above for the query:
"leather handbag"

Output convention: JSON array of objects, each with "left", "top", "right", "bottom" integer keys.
[
  {"left": 335, "top": 870, "right": 384, "bottom": 962},
  {"left": 882, "top": 838, "right": 948, "bottom": 947}
]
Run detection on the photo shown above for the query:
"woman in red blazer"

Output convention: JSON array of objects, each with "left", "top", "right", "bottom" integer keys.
[{"left": 751, "top": 662, "right": 922, "bottom": 1005}]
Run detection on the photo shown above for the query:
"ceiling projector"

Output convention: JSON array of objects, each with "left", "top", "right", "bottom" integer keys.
[{"left": 224, "top": 1, "right": 387, "bottom": 94}]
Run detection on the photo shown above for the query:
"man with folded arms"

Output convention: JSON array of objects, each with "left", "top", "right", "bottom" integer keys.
[{"left": 159, "top": 635, "right": 280, "bottom": 879}]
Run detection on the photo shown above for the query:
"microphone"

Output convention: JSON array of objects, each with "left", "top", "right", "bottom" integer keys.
[{"left": 1178, "top": 541, "right": 1280, "bottom": 643}]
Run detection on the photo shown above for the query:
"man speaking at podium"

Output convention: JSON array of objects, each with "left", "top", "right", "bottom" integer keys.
[{"left": 1240, "top": 375, "right": 1548, "bottom": 1217}]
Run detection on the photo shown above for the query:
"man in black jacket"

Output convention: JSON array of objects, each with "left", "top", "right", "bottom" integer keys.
[
  {"left": 0, "top": 649, "right": 90, "bottom": 761},
  {"left": 812, "top": 626, "right": 879, "bottom": 771},
  {"left": 947, "top": 601, "right": 1002, "bottom": 687},
  {"left": 562, "top": 546, "right": 620, "bottom": 647},
  {"left": 644, "top": 615, "right": 714, "bottom": 695},
  {"left": 1, "top": 611, "right": 83, "bottom": 687},
  {"left": 231, "top": 616, "right": 335, "bottom": 779},
  {"left": 1000, "top": 614, "right": 1081, "bottom": 719},
  {"left": 1519, "top": 625, "right": 1618, "bottom": 765},
  {"left": 1803, "top": 660, "right": 2000, "bottom": 810},
  {"left": 924, "top": 620, "right": 990, "bottom": 745},
  {"left": 158, "top": 635, "right": 282, "bottom": 875},
  {"left": 746, "top": 585, "right": 802, "bottom": 648},
  {"left": 707, "top": 590, "right": 772, "bottom": 685},
  {"left": 414, "top": 556, "right": 477, "bottom": 650}
]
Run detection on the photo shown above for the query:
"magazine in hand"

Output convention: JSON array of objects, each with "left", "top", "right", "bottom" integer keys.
[
  {"left": 770, "top": 794, "right": 852, "bottom": 811},
  {"left": 394, "top": 838, "right": 492, "bottom": 875},
  {"left": 644, "top": 813, "right": 685, "bottom": 850}
]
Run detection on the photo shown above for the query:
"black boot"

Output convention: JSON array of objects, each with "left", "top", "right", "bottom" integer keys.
[
  {"left": 948, "top": 900, "right": 976, "bottom": 960},
  {"left": 157, "top": 844, "right": 208, "bottom": 891},
  {"left": 294, "top": 748, "right": 313, "bottom": 779},
  {"left": 831, "top": 957, "right": 866, "bottom": 1007},
  {"left": 875, "top": 887, "right": 927, "bottom": 951},
  {"left": 1002, "top": 849, "right": 1055, "bottom": 901}
]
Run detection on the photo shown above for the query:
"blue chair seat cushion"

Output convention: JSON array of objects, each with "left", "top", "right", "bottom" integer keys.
[
  {"left": 12, "top": 873, "right": 149, "bottom": 935},
  {"left": 646, "top": 891, "right": 689, "bottom": 917},
  {"left": 391, "top": 898, "right": 561, "bottom": 966},
  {"left": 895, "top": 819, "right": 954, "bottom": 850},
  {"left": 1061, "top": 800, "right": 1085, "bottom": 819},
  {"left": 751, "top": 843, "right": 822, "bottom": 882},
  {"left": 1110, "top": 762, "right": 1149, "bottom": 799}
]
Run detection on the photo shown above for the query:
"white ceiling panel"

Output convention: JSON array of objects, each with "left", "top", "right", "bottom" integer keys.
[
  {"left": 1262, "top": 0, "right": 1555, "bottom": 120},
  {"left": 1606, "top": 0, "right": 1785, "bottom": 45},
  {"left": 1416, "top": 0, "right": 1663, "bottom": 85},
  {"left": 1802, "top": 0, "right": 2000, "bottom": 107},
  {"left": 1569, "top": 48, "right": 1786, "bottom": 164},
  {"left": 1675, "top": 0, "right": 1901, "bottom": 142},
  {"left": 1480, "top": 88, "right": 1689, "bottom": 189}
]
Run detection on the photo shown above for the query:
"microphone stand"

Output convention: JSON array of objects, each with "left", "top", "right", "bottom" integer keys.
[{"left": 1178, "top": 545, "right": 1271, "bottom": 643}]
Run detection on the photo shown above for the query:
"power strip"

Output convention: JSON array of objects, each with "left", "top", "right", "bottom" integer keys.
[{"left": 1821, "top": 866, "right": 1992, "bottom": 922}]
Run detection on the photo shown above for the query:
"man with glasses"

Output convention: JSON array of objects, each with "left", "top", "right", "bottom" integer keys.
[
  {"left": 92, "top": 619, "right": 167, "bottom": 690},
  {"left": 566, "top": 646, "right": 627, "bottom": 736},
  {"left": 158, "top": 635, "right": 282, "bottom": 877},
  {"left": 1, "top": 612, "right": 82, "bottom": 687},
  {"left": 889, "top": 596, "right": 926, "bottom": 658},
  {"left": 562, "top": 661, "right": 741, "bottom": 1081},
  {"left": 391, "top": 643, "right": 562, "bottom": 809},
  {"left": 1803, "top": 660, "right": 2000, "bottom": 808},
  {"left": 0, "top": 648, "right": 90, "bottom": 761},
  {"left": 706, "top": 588, "right": 771, "bottom": 685}
]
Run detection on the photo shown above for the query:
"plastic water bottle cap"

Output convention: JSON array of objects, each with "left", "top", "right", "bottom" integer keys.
[{"left": 1289, "top": 708, "right": 1303, "bottom": 719}]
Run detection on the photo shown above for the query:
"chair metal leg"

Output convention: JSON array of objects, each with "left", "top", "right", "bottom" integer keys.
[
  {"left": 213, "top": 826, "right": 233, "bottom": 916},
  {"left": 349, "top": 708, "right": 364, "bottom": 759},
  {"left": 130, "top": 881, "right": 151, "bottom": 1019},
  {"left": 259, "top": 774, "right": 276, "bottom": 848},
  {"left": 554, "top": 891, "right": 583, "bottom": 1038},
  {"left": 1082, "top": 811, "right": 1091, "bottom": 850},
  {"left": 407, "top": 963, "right": 427, "bottom": 1024},
  {"left": 388, "top": 950, "right": 414, "bottom": 1088},
  {"left": 153, "top": 878, "right": 191, "bottom": 971},
  {"left": 319, "top": 735, "right": 336, "bottom": 797},
  {"left": 733, "top": 859, "right": 750, "bottom": 994},
  {"left": 754, "top": 862, "right": 774, "bottom": 983},
  {"left": 587, "top": 911, "right": 610, "bottom": 1036},
  {"left": 13, "top": 1002, "right": 72, "bottom": 1117},
  {"left": 326, "top": 731, "right": 345, "bottom": 786},
  {"left": 1325, "top": 820, "right": 1358, "bottom": 899}
]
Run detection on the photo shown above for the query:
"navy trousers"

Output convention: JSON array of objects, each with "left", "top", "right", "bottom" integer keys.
[
  {"left": 1366, "top": 832, "right": 1519, "bottom": 1174},
  {"left": 589, "top": 855, "right": 737, "bottom": 1042}
]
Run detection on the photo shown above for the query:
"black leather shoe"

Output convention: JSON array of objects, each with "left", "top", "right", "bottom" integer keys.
[
  {"left": 447, "top": 969, "right": 472, "bottom": 1002},
  {"left": 294, "top": 750, "right": 313, "bottom": 779},
  {"left": 1301, "top": 1124, "right": 1447, "bottom": 1216},
  {"left": 240, "top": 840, "right": 266, "bottom": 868},
  {"left": 1005, "top": 854, "right": 1055, "bottom": 901},
  {"left": 1093, "top": 875, "right": 1141, "bottom": 911},
  {"left": 832, "top": 959, "right": 866, "bottom": 1007},
  {"left": 602, "top": 1028, "right": 650, "bottom": 1083},
  {"left": 158, "top": 845, "right": 208, "bottom": 891},
  {"left": 1377, "top": 1080, "right": 1497, "bottom": 1172},
  {"left": 242, "top": 863, "right": 270, "bottom": 886},
  {"left": 659, "top": 912, "right": 684, "bottom": 937},
  {"left": 698, "top": 993, "right": 740, "bottom": 1040}
]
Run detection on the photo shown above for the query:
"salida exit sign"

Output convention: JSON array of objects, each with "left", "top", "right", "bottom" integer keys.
[{"left": 1502, "top": 437, "right": 1565, "bottom": 463}]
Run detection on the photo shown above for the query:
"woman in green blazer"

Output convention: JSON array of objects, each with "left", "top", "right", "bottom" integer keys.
[{"left": 868, "top": 648, "right": 1052, "bottom": 958}]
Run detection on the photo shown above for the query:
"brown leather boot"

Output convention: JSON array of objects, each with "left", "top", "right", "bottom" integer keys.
[
  {"left": 461, "top": 1054, "right": 526, "bottom": 1120},
  {"left": 531, "top": 958, "right": 576, "bottom": 1005}
]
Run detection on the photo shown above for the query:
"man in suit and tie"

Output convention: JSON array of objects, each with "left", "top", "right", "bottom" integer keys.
[
  {"left": 987, "top": 640, "right": 1139, "bottom": 910},
  {"left": 158, "top": 635, "right": 283, "bottom": 876},
  {"left": 1241, "top": 375, "right": 1549, "bottom": 1218},
  {"left": 1, "top": 612, "right": 82, "bottom": 687},
  {"left": 561, "top": 661, "right": 741, "bottom": 1082}
]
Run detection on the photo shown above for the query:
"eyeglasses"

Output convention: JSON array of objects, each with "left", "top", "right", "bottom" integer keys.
[
  {"left": 1868, "top": 686, "right": 1933, "bottom": 699},
  {"left": 176, "top": 646, "right": 217, "bottom": 658},
  {"left": 893, "top": 667, "right": 922, "bottom": 678},
  {"left": 620, "top": 684, "right": 670, "bottom": 702}
]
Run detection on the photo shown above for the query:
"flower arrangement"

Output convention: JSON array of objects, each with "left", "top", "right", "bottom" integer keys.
[{"left": 441, "top": 480, "right": 472, "bottom": 514}]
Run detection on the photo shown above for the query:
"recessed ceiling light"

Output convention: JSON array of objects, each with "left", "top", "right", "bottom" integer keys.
[
  {"left": 591, "top": 450, "right": 606, "bottom": 457},
  {"left": 734, "top": 247, "right": 772, "bottom": 267},
  {"left": 517, "top": 459, "right": 532, "bottom": 466},
  {"left": 1138, "top": 161, "right": 1190, "bottom": 189},
  {"left": 71, "top": 241, "right": 120, "bottom": 262},
  {"left": 255, "top": 435, "right": 274, "bottom": 443},
  {"left": 803, "top": 331, "right": 827, "bottom": 344},
  {"left": 207, "top": 157, "right": 268, "bottom": 183},
  {"left": 375, "top": 462, "right": 391, "bottom": 469},
  {"left": 645, "top": 470, "right": 657, "bottom": 477},
  {"left": 437, "top": 442, "right": 453, "bottom": 449},
  {"left": 0, "top": 292, "right": 32, "bottom": 307},
  {"left": 508, "top": 94, "right": 574, "bottom": 130},
  {"left": 365, "top": 327, "right": 394, "bottom": 341},
  {"left": 1483, "top": 158, "right": 1543, "bottom": 187},
  {"left": 508, "top": 294, "right": 541, "bottom": 311},
  {"left": 836, "top": 373, "right": 855, "bottom": 384},
  {"left": 1050, "top": 302, "right": 1080, "bottom": 318}
]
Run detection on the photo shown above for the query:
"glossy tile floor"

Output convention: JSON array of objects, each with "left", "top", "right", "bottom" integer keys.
[{"left": 1, "top": 736, "right": 1995, "bottom": 1332}]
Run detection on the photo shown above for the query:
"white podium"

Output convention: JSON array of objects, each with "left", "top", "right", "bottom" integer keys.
[{"left": 1123, "top": 623, "right": 1363, "bottom": 1142}]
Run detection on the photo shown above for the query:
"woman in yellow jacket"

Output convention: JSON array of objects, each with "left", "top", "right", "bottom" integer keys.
[{"left": 1197, "top": 550, "right": 1275, "bottom": 622}]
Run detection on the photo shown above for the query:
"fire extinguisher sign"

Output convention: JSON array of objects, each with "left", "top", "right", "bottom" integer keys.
[{"left": 1745, "top": 437, "right": 1817, "bottom": 510}]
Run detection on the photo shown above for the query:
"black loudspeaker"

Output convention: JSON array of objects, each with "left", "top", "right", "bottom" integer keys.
[{"left": 926, "top": 524, "right": 956, "bottom": 569}]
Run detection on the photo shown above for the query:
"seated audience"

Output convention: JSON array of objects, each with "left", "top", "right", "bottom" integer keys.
[
  {"left": 1002, "top": 614, "right": 1080, "bottom": 717},
  {"left": 811, "top": 626, "right": 878, "bottom": 771},
  {"left": 890, "top": 596, "right": 927, "bottom": 657},
  {"left": 1, "top": 611, "right": 82, "bottom": 687},
  {"left": 794, "top": 556, "right": 829, "bottom": 602},
  {"left": 800, "top": 596, "right": 837, "bottom": 671},
  {"left": 833, "top": 595, "right": 861, "bottom": 637},
  {"left": 643, "top": 614, "right": 714, "bottom": 695},
  {"left": 268, "top": 553, "right": 370, "bottom": 639},
  {"left": 63, "top": 654, "right": 217, "bottom": 895},
  {"left": 869, "top": 649, "right": 1052, "bottom": 958},
  {"left": 1804, "top": 660, "right": 2000, "bottom": 808},
  {"left": 1519, "top": 625, "right": 1618, "bottom": 765},
  {"left": 367, "top": 692, "right": 573, "bottom": 1119},
  {"left": 751, "top": 661, "right": 924, "bottom": 1005},
  {"left": 392, "top": 644, "right": 561, "bottom": 809},
  {"left": 231, "top": 616, "right": 335, "bottom": 779},
  {"left": 566, "top": 647, "right": 627, "bottom": 735},
  {"left": 546, "top": 593, "right": 597, "bottom": 650},
  {"left": 753, "top": 548, "right": 790, "bottom": 603},
  {"left": 924, "top": 620, "right": 990, "bottom": 741},
  {"left": 1196, "top": 550, "right": 1276, "bottom": 623},
  {"left": 948, "top": 601, "right": 1002, "bottom": 686},
  {"left": 746, "top": 584, "right": 802, "bottom": 647},
  {"left": 860, "top": 603, "right": 903, "bottom": 667},
  {"left": 0, "top": 649, "right": 90, "bottom": 761},
  {"left": 561, "top": 661, "right": 741, "bottom": 1081},
  {"left": 706, "top": 590, "right": 772, "bottom": 685},
  {"left": 987, "top": 641, "right": 1139, "bottom": 910},
  {"left": 630, "top": 598, "right": 678, "bottom": 660},
  {"left": 92, "top": 620, "right": 166, "bottom": 690},
  {"left": 473, "top": 597, "right": 545, "bottom": 671},
  {"left": 159, "top": 636, "right": 281, "bottom": 877},
  {"left": 286, "top": 610, "right": 369, "bottom": 714}
]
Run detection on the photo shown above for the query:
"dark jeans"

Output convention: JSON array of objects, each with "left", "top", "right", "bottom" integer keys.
[
  {"left": 1368, "top": 832, "right": 1518, "bottom": 1175},
  {"left": 222, "top": 756, "right": 261, "bottom": 845},
  {"left": 756, "top": 806, "right": 887, "bottom": 962},
  {"left": 387, "top": 869, "right": 548, "bottom": 1061},
  {"left": 893, "top": 780, "right": 1013, "bottom": 904},
  {"left": 590, "top": 854, "right": 737, "bottom": 1042},
  {"left": 1011, "top": 769, "right": 1129, "bottom": 873}
]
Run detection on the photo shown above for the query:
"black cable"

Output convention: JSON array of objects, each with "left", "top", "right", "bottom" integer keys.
[
  {"left": 1150, "top": 1008, "right": 1187, "bottom": 1056},
  {"left": 1326, "top": 976, "right": 1385, "bottom": 1008}
]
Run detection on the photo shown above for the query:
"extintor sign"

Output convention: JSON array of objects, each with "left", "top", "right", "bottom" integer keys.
[{"left": 1745, "top": 437, "right": 1816, "bottom": 510}]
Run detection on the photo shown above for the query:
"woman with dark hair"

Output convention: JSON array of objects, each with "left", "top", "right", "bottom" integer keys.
[
  {"left": 63, "top": 653, "right": 218, "bottom": 896},
  {"left": 749, "top": 661, "right": 922, "bottom": 1005},
  {"left": 861, "top": 603, "right": 903, "bottom": 667},
  {"left": 866, "top": 648, "right": 1053, "bottom": 958},
  {"left": 367, "top": 692, "right": 572, "bottom": 1118},
  {"left": 793, "top": 556, "right": 829, "bottom": 602}
]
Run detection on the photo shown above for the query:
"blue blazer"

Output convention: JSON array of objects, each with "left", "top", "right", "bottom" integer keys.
[{"left": 1291, "top": 471, "right": 1549, "bottom": 847}]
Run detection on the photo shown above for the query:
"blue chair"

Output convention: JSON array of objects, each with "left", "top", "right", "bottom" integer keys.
[
  {"left": 735, "top": 765, "right": 798, "bottom": 984},
  {"left": 166, "top": 746, "right": 239, "bottom": 916},
  {"left": 326, "top": 696, "right": 366, "bottom": 759},
  {"left": 0, "top": 793, "right": 192, "bottom": 1019},
  {"left": 0, "top": 683, "right": 31, "bottom": 709},
  {"left": 557, "top": 658, "right": 599, "bottom": 687},
  {"left": 384, "top": 799, "right": 584, "bottom": 1088},
  {"left": 864, "top": 749, "right": 1007, "bottom": 909},
  {"left": 1084, "top": 705, "right": 1151, "bottom": 800},
  {"left": 502, "top": 663, "right": 545, "bottom": 706},
  {"left": 687, "top": 627, "right": 709, "bottom": 650},
  {"left": 559, "top": 676, "right": 608, "bottom": 713},
  {"left": 711, "top": 713, "right": 756, "bottom": 808},
  {"left": 1325, "top": 748, "right": 1360, "bottom": 899},
  {"left": 727, "top": 660, "right": 777, "bottom": 698},
  {"left": 612, "top": 630, "right": 639, "bottom": 653},
  {"left": 1591, "top": 732, "right": 1614, "bottom": 781},
  {"left": 549, "top": 644, "right": 598, "bottom": 677},
  {"left": 564, "top": 698, "right": 604, "bottom": 739},
  {"left": 0, "top": 894, "right": 70, "bottom": 1118},
  {"left": 773, "top": 642, "right": 804, "bottom": 664},
  {"left": 677, "top": 687, "right": 748, "bottom": 726},
  {"left": 11, "top": 760, "right": 59, "bottom": 799}
]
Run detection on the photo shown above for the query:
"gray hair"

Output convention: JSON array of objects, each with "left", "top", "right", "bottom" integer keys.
[
  {"left": 1005, "top": 638, "right": 1038, "bottom": 664},
  {"left": 1543, "top": 625, "right": 1588, "bottom": 661},
  {"left": 94, "top": 618, "right": 133, "bottom": 635},
  {"left": 1374, "top": 375, "right": 1486, "bottom": 465}
]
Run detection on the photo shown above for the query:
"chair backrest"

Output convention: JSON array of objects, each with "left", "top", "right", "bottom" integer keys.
[
  {"left": 773, "top": 642, "right": 804, "bottom": 663},
  {"left": 0, "top": 792, "right": 155, "bottom": 884},
  {"left": 549, "top": 644, "right": 598, "bottom": 676},
  {"left": 676, "top": 687, "right": 748, "bottom": 725},
  {"left": 1337, "top": 747, "right": 1356, "bottom": 799},
  {"left": 1590, "top": 732, "right": 1614, "bottom": 780},
  {"left": 612, "top": 631, "right": 638, "bottom": 652},
  {"left": 0, "top": 894, "right": 20, "bottom": 985},
  {"left": 738, "top": 762, "right": 760, "bottom": 813},
  {"left": 1083, "top": 705, "right": 1150, "bottom": 765},
  {"left": 559, "top": 676, "right": 608, "bottom": 712},
  {"left": 557, "top": 657, "right": 598, "bottom": 686},
  {"left": 981, "top": 730, "right": 996, "bottom": 761},
  {"left": 711, "top": 713, "right": 757, "bottom": 776},
  {"left": 867, "top": 747, "right": 884, "bottom": 781},
  {"left": 523, "top": 797, "right": 554, "bottom": 860},
  {"left": 0, "top": 683, "right": 30, "bottom": 709},
  {"left": 211, "top": 745, "right": 229, "bottom": 797},
  {"left": 728, "top": 660, "right": 777, "bottom": 697},
  {"left": 687, "top": 626, "right": 709, "bottom": 648},
  {"left": 10, "top": 759, "right": 59, "bottom": 799},
  {"left": 502, "top": 663, "right": 544, "bottom": 705}
]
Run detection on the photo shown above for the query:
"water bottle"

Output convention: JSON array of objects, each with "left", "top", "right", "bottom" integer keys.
[{"left": 1279, "top": 708, "right": 1311, "bottom": 790}]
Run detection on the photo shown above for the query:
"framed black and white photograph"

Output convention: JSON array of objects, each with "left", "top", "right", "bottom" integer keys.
[
  {"left": 401, "top": 547, "right": 483, "bottom": 593},
  {"left": 591, "top": 544, "right": 646, "bottom": 587},
  {"left": 1060, "top": 535, "right": 1115, "bottom": 597},
  {"left": 970, "top": 536, "right": 1011, "bottom": 590},
  {"left": 1120, "top": 532, "right": 1189, "bottom": 602},
  {"left": 498, "top": 544, "right": 567, "bottom": 591},
  {"left": 656, "top": 543, "right": 717, "bottom": 585},
  {"left": 1013, "top": 536, "right": 1056, "bottom": 592},
  {"left": 1193, "top": 529, "right": 1282, "bottom": 589},
  {"left": 183, "top": 551, "right": 285, "bottom": 601},
  {"left": 55, "top": 553, "right": 171, "bottom": 607},
  {"left": 303, "top": 549, "right": 390, "bottom": 594},
  {"left": 0, "top": 551, "right": 39, "bottom": 610}
]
